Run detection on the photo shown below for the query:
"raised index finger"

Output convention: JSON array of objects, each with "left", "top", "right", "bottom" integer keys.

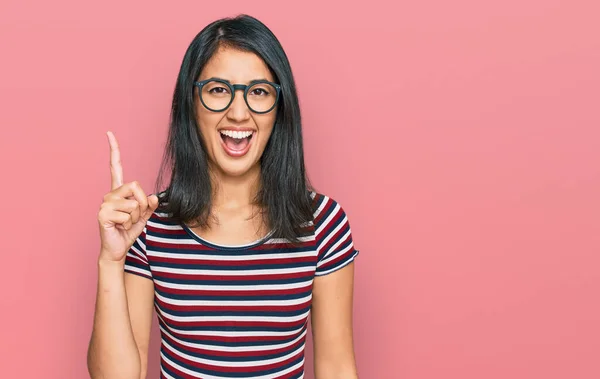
[{"left": 107, "top": 131, "right": 124, "bottom": 190}]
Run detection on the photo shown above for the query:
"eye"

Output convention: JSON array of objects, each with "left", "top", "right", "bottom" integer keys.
[
  {"left": 208, "top": 86, "right": 229, "bottom": 94},
  {"left": 250, "top": 87, "right": 269, "bottom": 96}
]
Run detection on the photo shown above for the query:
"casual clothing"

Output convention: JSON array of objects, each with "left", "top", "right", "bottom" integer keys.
[{"left": 125, "top": 192, "right": 359, "bottom": 378}]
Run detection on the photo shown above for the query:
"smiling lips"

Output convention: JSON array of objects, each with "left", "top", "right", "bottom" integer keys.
[{"left": 219, "top": 128, "right": 255, "bottom": 157}]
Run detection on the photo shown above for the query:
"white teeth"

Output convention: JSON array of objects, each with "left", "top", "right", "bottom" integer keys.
[{"left": 220, "top": 130, "right": 253, "bottom": 139}]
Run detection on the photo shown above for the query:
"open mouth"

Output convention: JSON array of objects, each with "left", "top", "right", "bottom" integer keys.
[{"left": 219, "top": 129, "right": 254, "bottom": 157}]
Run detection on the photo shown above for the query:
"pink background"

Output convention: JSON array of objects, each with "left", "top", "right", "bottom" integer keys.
[{"left": 1, "top": 0, "right": 599, "bottom": 378}]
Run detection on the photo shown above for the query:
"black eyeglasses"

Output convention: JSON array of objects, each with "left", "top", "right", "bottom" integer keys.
[{"left": 194, "top": 78, "right": 281, "bottom": 114}]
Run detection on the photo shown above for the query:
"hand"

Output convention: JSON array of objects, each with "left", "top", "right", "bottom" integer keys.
[{"left": 97, "top": 131, "right": 158, "bottom": 262}]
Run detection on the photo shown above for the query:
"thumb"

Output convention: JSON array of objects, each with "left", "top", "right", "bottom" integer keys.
[
  {"left": 149, "top": 194, "right": 159, "bottom": 210},
  {"left": 143, "top": 194, "right": 159, "bottom": 220}
]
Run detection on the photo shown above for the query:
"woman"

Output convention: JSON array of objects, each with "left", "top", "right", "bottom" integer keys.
[{"left": 88, "top": 14, "right": 360, "bottom": 379}]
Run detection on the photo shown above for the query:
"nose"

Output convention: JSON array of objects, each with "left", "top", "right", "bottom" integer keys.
[{"left": 226, "top": 89, "right": 251, "bottom": 122}]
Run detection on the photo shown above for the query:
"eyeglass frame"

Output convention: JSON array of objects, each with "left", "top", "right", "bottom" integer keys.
[{"left": 193, "top": 78, "right": 282, "bottom": 114}]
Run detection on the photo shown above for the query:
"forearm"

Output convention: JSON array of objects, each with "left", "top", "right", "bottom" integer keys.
[
  {"left": 316, "top": 373, "right": 359, "bottom": 379},
  {"left": 315, "top": 358, "right": 359, "bottom": 379},
  {"left": 87, "top": 258, "right": 141, "bottom": 379}
]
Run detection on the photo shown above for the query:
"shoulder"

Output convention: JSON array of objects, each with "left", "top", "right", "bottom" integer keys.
[
  {"left": 310, "top": 191, "right": 351, "bottom": 230},
  {"left": 310, "top": 192, "right": 359, "bottom": 271},
  {"left": 146, "top": 196, "right": 179, "bottom": 232},
  {"left": 149, "top": 191, "right": 177, "bottom": 224}
]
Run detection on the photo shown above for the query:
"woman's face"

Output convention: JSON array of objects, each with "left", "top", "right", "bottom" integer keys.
[{"left": 195, "top": 46, "right": 277, "bottom": 178}]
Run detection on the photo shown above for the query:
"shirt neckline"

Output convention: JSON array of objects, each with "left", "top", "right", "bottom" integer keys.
[{"left": 181, "top": 223, "right": 275, "bottom": 250}]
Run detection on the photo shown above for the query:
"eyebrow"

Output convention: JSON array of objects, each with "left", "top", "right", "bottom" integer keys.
[{"left": 205, "top": 76, "right": 272, "bottom": 84}]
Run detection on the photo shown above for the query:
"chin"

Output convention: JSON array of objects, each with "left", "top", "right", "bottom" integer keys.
[{"left": 214, "top": 156, "right": 260, "bottom": 178}]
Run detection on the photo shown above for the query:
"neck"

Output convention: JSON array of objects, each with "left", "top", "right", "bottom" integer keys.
[{"left": 209, "top": 163, "right": 262, "bottom": 211}]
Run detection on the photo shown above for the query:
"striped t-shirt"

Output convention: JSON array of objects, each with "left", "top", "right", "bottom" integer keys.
[{"left": 124, "top": 192, "right": 359, "bottom": 379}]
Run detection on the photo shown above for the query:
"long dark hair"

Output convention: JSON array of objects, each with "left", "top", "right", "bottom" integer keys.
[{"left": 155, "top": 14, "right": 314, "bottom": 242}]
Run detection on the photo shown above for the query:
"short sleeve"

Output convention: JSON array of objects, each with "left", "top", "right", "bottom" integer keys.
[
  {"left": 314, "top": 196, "right": 359, "bottom": 276},
  {"left": 124, "top": 226, "right": 152, "bottom": 280}
]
